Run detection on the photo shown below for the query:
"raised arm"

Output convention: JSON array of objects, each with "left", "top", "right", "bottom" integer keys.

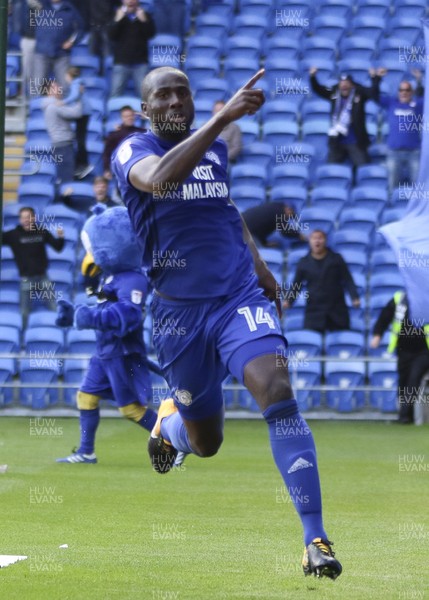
[{"left": 129, "top": 70, "right": 266, "bottom": 192}]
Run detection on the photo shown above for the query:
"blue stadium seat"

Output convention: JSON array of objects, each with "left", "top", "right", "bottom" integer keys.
[
  {"left": 0, "top": 358, "right": 15, "bottom": 405},
  {"left": 224, "top": 57, "right": 260, "bottom": 88},
  {"left": 339, "top": 207, "right": 377, "bottom": 235},
  {"left": 378, "top": 61, "right": 408, "bottom": 94},
  {"left": 193, "top": 78, "right": 230, "bottom": 103},
  {"left": 368, "top": 361, "right": 397, "bottom": 411},
  {"left": 349, "top": 186, "right": 388, "bottom": 216},
  {"left": 0, "top": 267, "right": 20, "bottom": 293},
  {"left": 106, "top": 96, "right": 141, "bottom": 116},
  {"left": 225, "top": 35, "right": 261, "bottom": 61},
  {"left": 43, "top": 204, "right": 83, "bottom": 231},
  {"left": 20, "top": 161, "right": 57, "bottom": 186},
  {"left": 239, "top": 142, "right": 274, "bottom": 169},
  {"left": 19, "top": 359, "right": 59, "bottom": 409},
  {"left": 0, "top": 290, "right": 20, "bottom": 312},
  {"left": 0, "top": 311, "right": 22, "bottom": 334},
  {"left": 83, "top": 77, "right": 108, "bottom": 101},
  {"left": 290, "top": 362, "right": 322, "bottom": 411},
  {"left": 269, "top": 186, "right": 308, "bottom": 213},
  {"left": 230, "top": 164, "right": 268, "bottom": 187},
  {"left": 271, "top": 142, "right": 316, "bottom": 168},
  {"left": 325, "top": 331, "right": 365, "bottom": 358},
  {"left": 259, "top": 247, "right": 284, "bottom": 280},
  {"left": 261, "top": 99, "right": 300, "bottom": 122},
  {"left": 349, "top": 15, "right": 385, "bottom": 42},
  {"left": 0, "top": 325, "right": 20, "bottom": 354},
  {"left": 237, "top": 119, "right": 260, "bottom": 145},
  {"left": 63, "top": 358, "right": 89, "bottom": 406},
  {"left": 332, "top": 229, "right": 372, "bottom": 253},
  {"left": 340, "top": 36, "right": 377, "bottom": 61},
  {"left": 70, "top": 55, "right": 100, "bottom": 77},
  {"left": 287, "top": 245, "right": 308, "bottom": 268},
  {"left": 283, "top": 312, "right": 304, "bottom": 332},
  {"left": 314, "top": 165, "right": 352, "bottom": 189},
  {"left": 367, "top": 328, "right": 391, "bottom": 356},
  {"left": 387, "top": 17, "right": 422, "bottom": 44},
  {"left": 233, "top": 13, "right": 268, "bottom": 39},
  {"left": 368, "top": 143, "right": 388, "bottom": 165},
  {"left": 317, "top": 0, "right": 352, "bottom": 19},
  {"left": 394, "top": 0, "right": 427, "bottom": 19},
  {"left": 66, "top": 329, "right": 97, "bottom": 355},
  {"left": 301, "top": 121, "right": 329, "bottom": 159},
  {"left": 380, "top": 206, "right": 406, "bottom": 225},
  {"left": 262, "top": 36, "right": 300, "bottom": 61},
  {"left": 270, "top": 164, "right": 309, "bottom": 188},
  {"left": 26, "top": 117, "right": 51, "bottom": 142},
  {"left": 286, "top": 331, "right": 323, "bottom": 366},
  {"left": 369, "top": 272, "right": 405, "bottom": 296},
  {"left": 368, "top": 292, "right": 394, "bottom": 324},
  {"left": 264, "top": 57, "right": 300, "bottom": 90},
  {"left": 86, "top": 118, "right": 104, "bottom": 143},
  {"left": 337, "top": 58, "right": 372, "bottom": 86},
  {"left": 299, "top": 57, "right": 337, "bottom": 83},
  {"left": 355, "top": 0, "right": 390, "bottom": 19},
  {"left": 300, "top": 98, "right": 331, "bottom": 122},
  {"left": 339, "top": 248, "right": 369, "bottom": 274},
  {"left": 59, "top": 182, "right": 94, "bottom": 212},
  {"left": 18, "top": 183, "right": 55, "bottom": 209},
  {"left": 312, "top": 15, "right": 347, "bottom": 44},
  {"left": 262, "top": 121, "right": 299, "bottom": 147},
  {"left": 87, "top": 141, "right": 104, "bottom": 176},
  {"left": 302, "top": 36, "right": 337, "bottom": 62},
  {"left": 27, "top": 311, "right": 59, "bottom": 328},
  {"left": 378, "top": 37, "right": 409, "bottom": 63},
  {"left": 24, "top": 327, "right": 64, "bottom": 355},
  {"left": 1, "top": 244, "right": 16, "bottom": 269},
  {"left": 240, "top": 0, "right": 272, "bottom": 20},
  {"left": 195, "top": 13, "right": 230, "bottom": 39},
  {"left": 46, "top": 269, "right": 74, "bottom": 297},
  {"left": 311, "top": 187, "right": 349, "bottom": 218},
  {"left": 325, "top": 361, "right": 366, "bottom": 411},
  {"left": 300, "top": 206, "right": 336, "bottom": 235},
  {"left": 230, "top": 185, "right": 266, "bottom": 211},
  {"left": 185, "top": 57, "right": 220, "bottom": 86}
]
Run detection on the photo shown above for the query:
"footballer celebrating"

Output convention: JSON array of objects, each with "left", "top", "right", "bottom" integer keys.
[{"left": 112, "top": 66, "right": 342, "bottom": 580}]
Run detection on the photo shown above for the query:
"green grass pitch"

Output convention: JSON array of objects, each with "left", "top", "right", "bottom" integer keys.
[{"left": 0, "top": 417, "right": 428, "bottom": 600}]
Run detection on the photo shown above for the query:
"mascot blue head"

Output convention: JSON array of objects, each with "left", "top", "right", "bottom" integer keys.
[{"left": 81, "top": 204, "right": 142, "bottom": 275}]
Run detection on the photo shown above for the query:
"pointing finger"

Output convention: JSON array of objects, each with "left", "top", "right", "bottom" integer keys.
[{"left": 242, "top": 69, "right": 265, "bottom": 90}]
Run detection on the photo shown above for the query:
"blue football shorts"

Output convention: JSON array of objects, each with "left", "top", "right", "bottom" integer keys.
[
  {"left": 80, "top": 353, "right": 153, "bottom": 406},
  {"left": 151, "top": 275, "right": 286, "bottom": 420}
]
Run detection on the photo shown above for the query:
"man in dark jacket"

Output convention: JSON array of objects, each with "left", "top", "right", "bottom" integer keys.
[
  {"left": 370, "top": 291, "right": 429, "bottom": 424},
  {"left": 309, "top": 68, "right": 382, "bottom": 168},
  {"left": 283, "top": 230, "right": 360, "bottom": 332},
  {"left": 103, "top": 105, "right": 146, "bottom": 179},
  {"left": 87, "top": 0, "right": 119, "bottom": 74},
  {"left": 33, "top": 0, "right": 85, "bottom": 93},
  {"left": 242, "top": 202, "right": 308, "bottom": 247},
  {"left": 108, "top": 0, "right": 155, "bottom": 97},
  {"left": 2, "top": 206, "right": 65, "bottom": 326}
]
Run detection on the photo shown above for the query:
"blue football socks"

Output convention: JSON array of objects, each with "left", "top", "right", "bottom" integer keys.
[
  {"left": 77, "top": 408, "right": 100, "bottom": 455},
  {"left": 137, "top": 407, "right": 157, "bottom": 431},
  {"left": 263, "top": 399, "right": 327, "bottom": 546},
  {"left": 160, "top": 412, "right": 194, "bottom": 454}
]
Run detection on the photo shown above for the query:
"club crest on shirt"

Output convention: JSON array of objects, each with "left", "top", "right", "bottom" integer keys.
[
  {"left": 131, "top": 289, "right": 143, "bottom": 304},
  {"left": 204, "top": 151, "right": 221, "bottom": 165},
  {"left": 118, "top": 141, "right": 133, "bottom": 165},
  {"left": 175, "top": 389, "right": 193, "bottom": 406}
]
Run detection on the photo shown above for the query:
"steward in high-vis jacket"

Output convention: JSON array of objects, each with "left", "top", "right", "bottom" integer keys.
[{"left": 370, "top": 291, "right": 429, "bottom": 424}]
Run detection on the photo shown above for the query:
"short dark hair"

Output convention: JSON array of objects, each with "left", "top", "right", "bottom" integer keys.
[
  {"left": 93, "top": 176, "right": 108, "bottom": 185},
  {"left": 19, "top": 206, "right": 35, "bottom": 217},
  {"left": 141, "top": 67, "right": 190, "bottom": 102},
  {"left": 310, "top": 229, "right": 327, "bottom": 238},
  {"left": 120, "top": 105, "right": 134, "bottom": 113}
]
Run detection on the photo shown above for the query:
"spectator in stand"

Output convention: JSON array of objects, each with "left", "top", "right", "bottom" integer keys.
[
  {"left": 212, "top": 100, "right": 242, "bottom": 162},
  {"left": 283, "top": 230, "right": 360, "bottom": 333},
  {"left": 309, "top": 68, "right": 381, "bottom": 169},
  {"left": 103, "top": 105, "right": 146, "bottom": 179},
  {"left": 376, "top": 69, "right": 424, "bottom": 192},
  {"left": 15, "top": 0, "right": 43, "bottom": 97},
  {"left": 242, "top": 202, "right": 308, "bottom": 247},
  {"left": 33, "top": 0, "right": 85, "bottom": 94},
  {"left": 87, "top": 0, "right": 119, "bottom": 74},
  {"left": 62, "top": 66, "right": 93, "bottom": 179},
  {"left": 108, "top": 0, "right": 156, "bottom": 98},
  {"left": 92, "top": 176, "right": 119, "bottom": 207},
  {"left": 42, "top": 79, "right": 83, "bottom": 185},
  {"left": 370, "top": 291, "right": 429, "bottom": 424},
  {"left": 2, "top": 206, "right": 65, "bottom": 326}
]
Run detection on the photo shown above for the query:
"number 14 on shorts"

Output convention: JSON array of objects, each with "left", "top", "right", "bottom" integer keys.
[{"left": 237, "top": 306, "right": 276, "bottom": 332}]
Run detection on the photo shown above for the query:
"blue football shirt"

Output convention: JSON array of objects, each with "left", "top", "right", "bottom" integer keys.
[{"left": 111, "top": 131, "right": 254, "bottom": 299}]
